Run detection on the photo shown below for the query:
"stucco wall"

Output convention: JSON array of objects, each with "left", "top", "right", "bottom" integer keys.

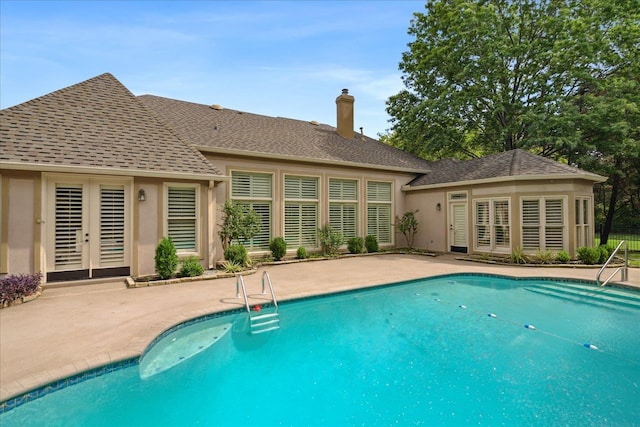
[{"left": 7, "top": 177, "right": 36, "bottom": 274}]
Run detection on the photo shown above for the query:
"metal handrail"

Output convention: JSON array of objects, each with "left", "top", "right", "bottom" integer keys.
[
  {"left": 262, "top": 271, "right": 279, "bottom": 311},
  {"left": 596, "top": 240, "right": 628, "bottom": 287},
  {"left": 235, "top": 274, "right": 251, "bottom": 313}
]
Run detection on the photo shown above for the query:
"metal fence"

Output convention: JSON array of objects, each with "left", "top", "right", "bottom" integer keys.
[{"left": 596, "top": 224, "right": 640, "bottom": 252}]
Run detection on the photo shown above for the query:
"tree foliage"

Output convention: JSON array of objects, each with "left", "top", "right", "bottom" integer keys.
[
  {"left": 218, "top": 200, "right": 262, "bottom": 250},
  {"left": 386, "top": 0, "right": 640, "bottom": 233}
]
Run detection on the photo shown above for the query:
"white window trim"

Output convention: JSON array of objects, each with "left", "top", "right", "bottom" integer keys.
[
  {"left": 163, "top": 182, "right": 200, "bottom": 256},
  {"left": 366, "top": 180, "right": 394, "bottom": 245},
  {"left": 230, "top": 170, "right": 274, "bottom": 251},
  {"left": 520, "top": 195, "right": 568, "bottom": 252},
  {"left": 473, "top": 198, "right": 511, "bottom": 253},
  {"left": 283, "top": 174, "right": 320, "bottom": 248},
  {"left": 328, "top": 177, "right": 359, "bottom": 240},
  {"left": 575, "top": 195, "right": 593, "bottom": 249}
]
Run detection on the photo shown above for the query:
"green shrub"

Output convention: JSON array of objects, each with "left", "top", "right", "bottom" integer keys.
[
  {"left": 317, "top": 224, "right": 344, "bottom": 256},
  {"left": 347, "top": 237, "right": 365, "bottom": 254},
  {"left": 296, "top": 247, "right": 308, "bottom": 259},
  {"left": 365, "top": 235, "right": 379, "bottom": 253},
  {"left": 598, "top": 244, "right": 614, "bottom": 263},
  {"left": 155, "top": 237, "right": 178, "bottom": 279},
  {"left": 577, "top": 246, "right": 600, "bottom": 265},
  {"left": 394, "top": 210, "right": 419, "bottom": 249},
  {"left": 509, "top": 246, "right": 528, "bottom": 264},
  {"left": 269, "top": 237, "right": 287, "bottom": 261},
  {"left": 179, "top": 256, "right": 204, "bottom": 277},
  {"left": 224, "top": 244, "right": 248, "bottom": 266},
  {"left": 218, "top": 200, "right": 262, "bottom": 250},
  {"left": 534, "top": 250, "right": 555, "bottom": 264},
  {"left": 556, "top": 250, "right": 571, "bottom": 264}
]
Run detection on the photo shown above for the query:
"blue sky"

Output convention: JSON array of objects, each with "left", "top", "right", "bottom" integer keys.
[{"left": 1, "top": 0, "right": 424, "bottom": 137}]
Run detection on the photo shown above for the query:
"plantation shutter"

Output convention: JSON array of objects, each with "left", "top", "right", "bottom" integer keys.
[
  {"left": 366, "top": 181, "right": 392, "bottom": 244},
  {"left": 475, "top": 201, "right": 490, "bottom": 247},
  {"left": 168, "top": 187, "right": 197, "bottom": 251},
  {"left": 493, "top": 200, "right": 510, "bottom": 247},
  {"left": 544, "top": 199, "right": 564, "bottom": 250},
  {"left": 329, "top": 179, "right": 358, "bottom": 239},
  {"left": 100, "top": 186, "right": 125, "bottom": 265},
  {"left": 522, "top": 200, "right": 540, "bottom": 250},
  {"left": 284, "top": 176, "right": 318, "bottom": 247},
  {"left": 54, "top": 185, "right": 84, "bottom": 269},
  {"left": 230, "top": 172, "right": 272, "bottom": 250}
]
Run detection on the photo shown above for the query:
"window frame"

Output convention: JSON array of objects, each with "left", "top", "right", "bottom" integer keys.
[
  {"left": 520, "top": 196, "right": 567, "bottom": 252},
  {"left": 328, "top": 177, "right": 359, "bottom": 241},
  {"left": 473, "top": 198, "right": 510, "bottom": 252},
  {"left": 283, "top": 174, "right": 320, "bottom": 248},
  {"left": 366, "top": 180, "right": 393, "bottom": 245},
  {"left": 230, "top": 170, "right": 274, "bottom": 251},
  {"left": 164, "top": 183, "right": 200, "bottom": 256}
]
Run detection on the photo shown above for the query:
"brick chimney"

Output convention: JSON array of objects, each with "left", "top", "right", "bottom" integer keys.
[{"left": 336, "top": 88, "right": 354, "bottom": 139}]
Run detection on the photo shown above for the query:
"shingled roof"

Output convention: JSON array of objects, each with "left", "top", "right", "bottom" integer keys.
[
  {"left": 407, "top": 149, "right": 605, "bottom": 188},
  {"left": 138, "top": 95, "right": 433, "bottom": 173},
  {"left": 0, "top": 73, "right": 222, "bottom": 179}
]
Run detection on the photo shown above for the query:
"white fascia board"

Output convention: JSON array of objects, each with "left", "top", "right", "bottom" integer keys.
[
  {"left": 196, "top": 146, "right": 431, "bottom": 175},
  {"left": 0, "top": 161, "right": 229, "bottom": 182},
  {"left": 401, "top": 173, "right": 608, "bottom": 192}
]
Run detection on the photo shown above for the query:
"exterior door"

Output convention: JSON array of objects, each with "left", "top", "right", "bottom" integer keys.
[
  {"left": 46, "top": 177, "right": 131, "bottom": 281},
  {"left": 449, "top": 202, "right": 468, "bottom": 253}
]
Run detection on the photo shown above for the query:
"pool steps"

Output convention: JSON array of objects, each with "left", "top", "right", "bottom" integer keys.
[
  {"left": 237, "top": 271, "right": 281, "bottom": 334},
  {"left": 524, "top": 282, "right": 640, "bottom": 311}
]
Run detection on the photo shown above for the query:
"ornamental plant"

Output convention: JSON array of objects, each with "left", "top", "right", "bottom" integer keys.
[
  {"left": 224, "top": 244, "right": 248, "bottom": 267},
  {"left": 155, "top": 237, "right": 178, "bottom": 279},
  {"left": 296, "top": 246, "right": 308, "bottom": 259},
  {"left": 179, "top": 255, "right": 204, "bottom": 278},
  {"left": 269, "top": 237, "right": 287, "bottom": 261},
  {"left": 394, "top": 210, "right": 419, "bottom": 249},
  {"left": 577, "top": 246, "right": 600, "bottom": 265},
  {"left": 347, "top": 237, "right": 365, "bottom": 254},
  {"left": 218, "top": 200, "right": 261, "bottom": 250},
  {"left": 317, "top": 224, "right": 344, "bottom": 256},
  {"left": 0, "top": 273, "right": 42, "bottom": 306},
  {"left": 365, "top": 235, "right": 379, "bottom": 253}
]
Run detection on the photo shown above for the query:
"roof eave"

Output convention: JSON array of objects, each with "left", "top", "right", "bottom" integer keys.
[
  {"left": 402, "top": 172, "right": 608, "bottom": 192},
  {"left": 196, "top": 146, "right": 431, "bottom": 174},
  {"left": 0, "top": 161, "right": 229, "bottom": 182}
]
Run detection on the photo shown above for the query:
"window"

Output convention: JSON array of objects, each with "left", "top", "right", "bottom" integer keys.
[
  {"left": 367, "top": 181, "right": 392, "bottom": 244},
  {"left": 521, "top": 197, "right": 566, "bottom": 251},
  {"left": 231, "top": 172, "right": 272, "bottom": 250},
  {"left": 284, "top": 175, "right": 318, "bottom": 248},
  {"left": 329, "top": 178, "right": 358, "bottom": 240},
  {"left": 575, "top": 197, "right": 591, "bottom": 248},
  {"left": 474, "top": 199, "right": 510, "bottom": 250},
  {"left": 167, "top": 185, "right": 199, "bottom": 253}
]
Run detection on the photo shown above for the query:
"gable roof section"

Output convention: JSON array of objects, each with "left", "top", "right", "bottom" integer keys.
[
  {"left": 0, "top": 73, "right": 222, "bottom": 180},
  {"left": 138, "top": 95, "right": 433, "bottom": 173},
  {"left": 406, "top": 149, "right": 606, "bottom": 189}
]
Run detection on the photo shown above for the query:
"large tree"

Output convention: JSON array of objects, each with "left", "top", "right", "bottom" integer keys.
[{"left": 386, "top": 0, "right": 640, "bottom": 237}]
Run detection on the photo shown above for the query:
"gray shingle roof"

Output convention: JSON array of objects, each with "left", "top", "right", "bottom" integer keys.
[
  {"left": 408, "top": 149, "right": 605, "bottom": 187},
  {"left": 138, "top": 95, "right": 434, "bottom": 172},
  {"left": 0, "top": 73, "right": 222, "bottom": 178}
]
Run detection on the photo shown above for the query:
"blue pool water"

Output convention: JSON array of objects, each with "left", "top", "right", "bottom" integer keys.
[{"left": 2, "top": 274, "right": 639, "bottom": 426}]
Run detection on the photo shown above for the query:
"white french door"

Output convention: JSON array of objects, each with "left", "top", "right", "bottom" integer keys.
[
  {"left": 46, "top": 176, "right": 131, "bottom": 281},
  {"left": 449, "top": 202, "right": 468, "bottom": 253}
]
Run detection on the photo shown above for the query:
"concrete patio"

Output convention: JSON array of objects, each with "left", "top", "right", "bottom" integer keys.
[{"left": 1, "top": 253, "right": 638, "bottom": 402}]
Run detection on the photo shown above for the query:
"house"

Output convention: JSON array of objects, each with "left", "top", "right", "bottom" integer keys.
[{"left": 0, "top": 73, "right": 606, "bottom": 283}]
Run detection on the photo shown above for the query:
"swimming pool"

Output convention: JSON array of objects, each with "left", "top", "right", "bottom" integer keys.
[{"left": 1, "top": 273, "right": 639, "bottom": 426}]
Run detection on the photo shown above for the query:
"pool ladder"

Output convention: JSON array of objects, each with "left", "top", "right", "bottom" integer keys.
[
  {"left": 236, "top": 271, "right": 280, "bottom": 334},
  {"left": 596, "top": 240, "right": 629, "bottom": 287}
]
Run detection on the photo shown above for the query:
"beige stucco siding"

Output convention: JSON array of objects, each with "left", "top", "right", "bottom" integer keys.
[
  {"left": 5, "top": 174, "right": 38, "bottom": 274},
  {"left": 206, "top": 153, "right": 415, "bottom": 256}
]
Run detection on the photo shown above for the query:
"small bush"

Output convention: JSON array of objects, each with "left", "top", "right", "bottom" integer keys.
[
  {"left": 269, "top": 237, "right": 287, "bottom": 261},
  {"left": 155, "top": 237, "right": 178, "bottom": 279},
  {"left": 178, "top": 256, "right": 204, "bottom": 277},
  {"left": 0, "top": 273, "right": 42, "bottom": 305},
  {"left": 556, "top": 250, "right": 571, "bottom": 264},
  {"left": 534, "top": 250, "right": 555, "bottom": 264},
  {"left": 577, "top": 246, "right": 600, "bottom": 265},
  {"left": 317, "top": 224, "right": 344, "bottom": 256},
  {"left": 296, "top": 247, "right": 308, "bottom": 259},
  {"left": 598, "top": 245, "right": 614, "bottom": 264},
  {"left": 509, "top": 246, "right": 528, "bottom": 264},
  {"left": 365, "top": 235, "right": 379, "bottom": 253},
  {"left": 224, "top": 244, "right": 248, "bottom": 266},
  {"left": 347, "top": 237, "right": 365, "bottom": 254}
]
